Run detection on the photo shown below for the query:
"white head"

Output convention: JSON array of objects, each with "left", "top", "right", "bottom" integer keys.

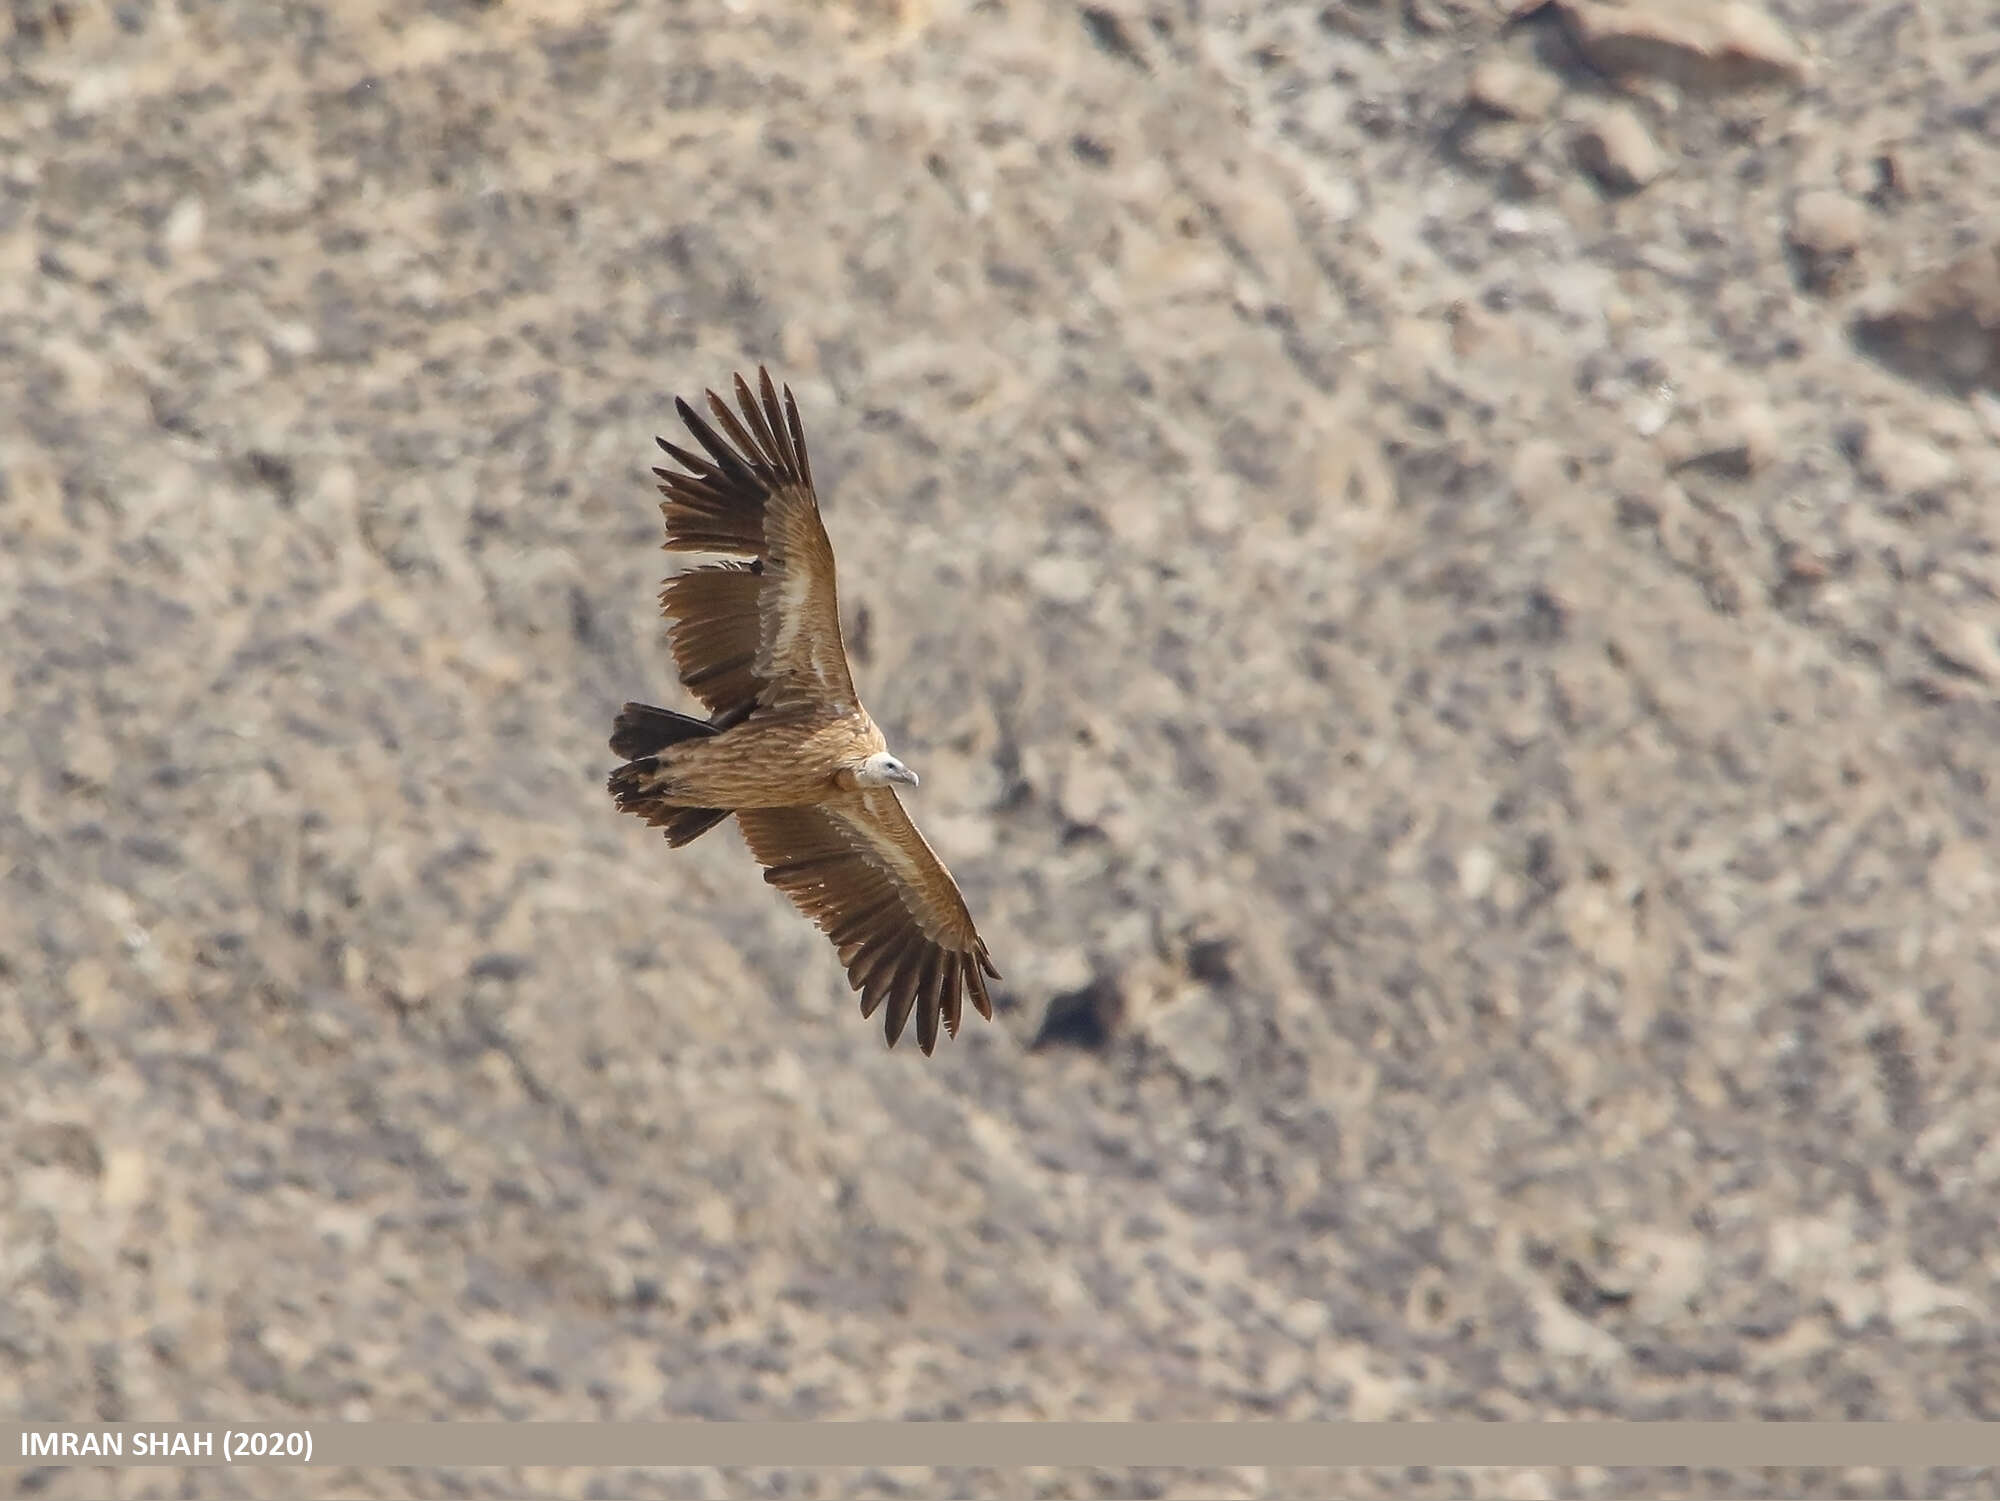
[{"left": 855, "top": 751, "right": 920, "bottom": 789}]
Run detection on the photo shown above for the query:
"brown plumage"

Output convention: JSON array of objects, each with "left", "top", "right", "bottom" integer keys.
[{"left": 608, "top": 368, "right": 999, "bottom": 1054}]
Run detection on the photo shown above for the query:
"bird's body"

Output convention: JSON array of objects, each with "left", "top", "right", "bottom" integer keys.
[
  {"left": 607, "top": 368, "right": 998, "bottom": 1055},
  {"left": 617, "top": 709, "right": 888, "bottom": 809}
]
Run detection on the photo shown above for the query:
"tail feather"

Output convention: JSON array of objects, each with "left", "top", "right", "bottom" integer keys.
[
  {"left": 608, "top": 710, "right": 733, "bottom": 849},
  {"left": 610, "top": 701, "right": 716, "bottom": 760},
  {"left": 607, "top": 756, "right": 665, "bottom": 813}
]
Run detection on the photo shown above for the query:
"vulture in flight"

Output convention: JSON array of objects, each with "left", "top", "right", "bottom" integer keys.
[{"left": 607, "top": 368, "right": 1000, "bottom": 1055}]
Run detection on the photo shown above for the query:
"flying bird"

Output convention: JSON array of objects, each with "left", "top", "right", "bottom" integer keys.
[{"left": 607, "top": 368, "right": 999, "bottom": 1055}]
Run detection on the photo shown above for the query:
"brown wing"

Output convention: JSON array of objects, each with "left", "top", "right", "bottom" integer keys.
[
  {"left": 652, "top": 368, "right": 860, "bottom": 719},
  {"left": 736, "top": 789, "right": 1000, "bottom": 1056},
  {"left": 656, "top": 561, "right": 764, "bottom": 721}
]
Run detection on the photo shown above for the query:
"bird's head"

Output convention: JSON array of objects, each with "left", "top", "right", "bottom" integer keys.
[{"left": 855, "top": 751, "right": 920, "bottom": 790}]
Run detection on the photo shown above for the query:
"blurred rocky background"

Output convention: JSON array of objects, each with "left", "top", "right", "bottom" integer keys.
[{"left": 5, "top": 0, "right": 2000, "bottom": 1496}]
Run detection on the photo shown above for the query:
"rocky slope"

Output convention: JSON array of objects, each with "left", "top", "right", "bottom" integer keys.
[{"left": 5, "top": 0, "right": 2000, "bottom": 1496}]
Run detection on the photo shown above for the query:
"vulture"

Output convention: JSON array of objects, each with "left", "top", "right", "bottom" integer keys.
[{"left": 607, "top": 368, "right": 1000, "bottom": 1055}]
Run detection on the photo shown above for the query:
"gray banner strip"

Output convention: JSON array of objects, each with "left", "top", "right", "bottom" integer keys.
[{"left": 6, "top": 1423, "right": 1997, "bottom": 1468}]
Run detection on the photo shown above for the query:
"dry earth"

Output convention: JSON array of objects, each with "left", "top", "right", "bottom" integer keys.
[{"left": 6, "top": 0, "right": 2000, "bottom": 1496}]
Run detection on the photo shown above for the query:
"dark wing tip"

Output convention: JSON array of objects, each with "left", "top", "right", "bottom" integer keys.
[
  {"left": 781, "top": 380, "right": 813, "bottom": 491},
  {"left": 757, "top": 367, "right": 786, "bottom": 437},
  {"left": 965, "top": 953, "right": 996, "bottom": 1023},
  {"left": 937, "top": 954, "right": 964, "bottom": 1042},
  {"left": 706, "top": 383, "right": 736, "bottom": 429}
]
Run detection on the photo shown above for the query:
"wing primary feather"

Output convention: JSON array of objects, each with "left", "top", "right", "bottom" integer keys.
[
  {"left": 836, "top": 912, "right": 904, "bottom": 968},
  {"left": 892, "top": 952, "right": 944, "bottom": 1056},
  {"left": 665, "top": 408, "right": 734, "bottom": 476},
  {"left": 848, "top": 931, "right": 911, "bottom": 997},
  {"left": 915, "top": 954, "right": 942, "bottom": 1056},
  {"left": 732, "top": 373, "right": 786, "bottom": 470},
  {"left": 966, "top": 959, "right": 994, "bottom": 1021},
  {"left": 827, "top": 892, "right": 902, "bottom": 948},
  {"left": 858, "top": 973, "right": 890, "bottom": 1021},
  {"left": 704, "top": 388, "right": 774, "bottom": 478},
  {"left": 938, "top": 954, "right": 964, "bottom": 1038},
  {"left": 913, "top": 947, "right": 948, "bottom": 1049},
  {"left": 661, "top": 535, "right": 755, "bottom": 555},
  {"left": 861, "top": 948, "right": 922, "bottom": 1030},
  {"left": 657, "top": 485, "right": 738, "bottom": 516},
  {"left": 756, "top": 369, "right": 798, "bottom": 478},
  {"left": 658, "top": 497, "right": 740, "bottom": 525},
  {"left": 654, "top": 444, "right": 726, "bottom": 481},
  {"left": 677, "top": 399, "right": 761, "bottom": 487},
  {"left": 927, "top": 952, "right": 965, "bottom": 1053},
  {"left": 657, "top": 508, "right": 749, "bottom": 538},
  {"left": 933, "top": 951, "right": 957, "bottom": 1044},
  {"left": 782, "top": 383, "right": 814, "bottom": 493},
  {"left": 881, "top": 949, "right": 927, "bottom": 1049},
  {"left": 654, "top": 438, "right": 722, "bottom": 477}
]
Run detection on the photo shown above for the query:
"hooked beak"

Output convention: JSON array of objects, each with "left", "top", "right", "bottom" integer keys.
[{"left": 892, "top": 764, "right": 920, "bottom": 789}]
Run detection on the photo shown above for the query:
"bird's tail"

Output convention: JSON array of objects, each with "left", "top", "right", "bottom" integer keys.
[
  {"left": 608, "top": 703, "right": 733, "bottom": 848},
  {"left": 609, "top": 701, "right": 715, "bottom": 759}
]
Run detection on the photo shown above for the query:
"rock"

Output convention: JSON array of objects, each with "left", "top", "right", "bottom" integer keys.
[
  {"left": 1454, "top": 116, "right": 1542, "bottom": 177},
  {"left": 162, "top": 196, "right": 207, "bottom": 256},
  {"left": 63, "top": 958, "right": 117, "bottom": 1025},
  {"left": 1786, "top": 189, "right": 1868, "bottom": 294},
  {"left": 18, "top": 1121, "right": 103, "bottom": 1179},
  {"left": 1916, "top": 612, "right": 2000, "bottom": 686},
  {"left": 1531, "top": 1290, "right": 1626, "bottom": 1368},
  {"left": 1026, "top": 554, "right": 1095, "bottom": 605},
  {"left": 1663, "top": 400, "right": 1781, "bottom": 479},
  {"left": 1447, "top": 301, "right": 1527, "bottom": 368},
  {"left": 1853, "top": 242, "right": 2000, "bottom": 393},
  {"left": 1458, "top": 845, "right": 1498, "bottom": 900},
  {"left": 1031, "top": 976, "right": 1126, "bottom": 1052},
  {"left": 1557, "top": 0, "right": 1809, "bottom": 93},
  {"left": 1144, "top": 988, "right": 1231, "bottom": 1082},
  {"left": 0, "top": 439, "right": 67, "bottom": 540},
  {"left": 1467, "top": 56, "right": 1563, "bottom": 121},
  {"left": 1589, "top": 1225, "right": 1710, "bottom": 1328},
  {"left": 1659, "top": 366, "right": 1783, "bottom": 477},
  {"left": 61, "top": 721, "right": 117, "bottom": 789},
  {"left": 1278, "top": 1297, "right": 1330, "bottom": 1343},
  {"left": 830, "top": 0, "right": 932, "bottom": 40},
  {"left": 1573, "top": 105, "right": 1667, "bottom": 194},
  {"left": 100, "top": 1149, "right": 150, "bottom": 1211},
  {"left": 1848, "top": 419, "right": 1960, "bottom": 499},
  {"left": 1881, "top": 1265, "right": 1985, "bottom": 1343}
]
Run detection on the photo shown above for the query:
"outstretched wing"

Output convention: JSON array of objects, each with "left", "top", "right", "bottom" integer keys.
[
  {"left": 736, "top": 788, "right": 999, "bottom": 1056},
  {"left": 652, "top": 369, "right": 860, "bottom": 719}
]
